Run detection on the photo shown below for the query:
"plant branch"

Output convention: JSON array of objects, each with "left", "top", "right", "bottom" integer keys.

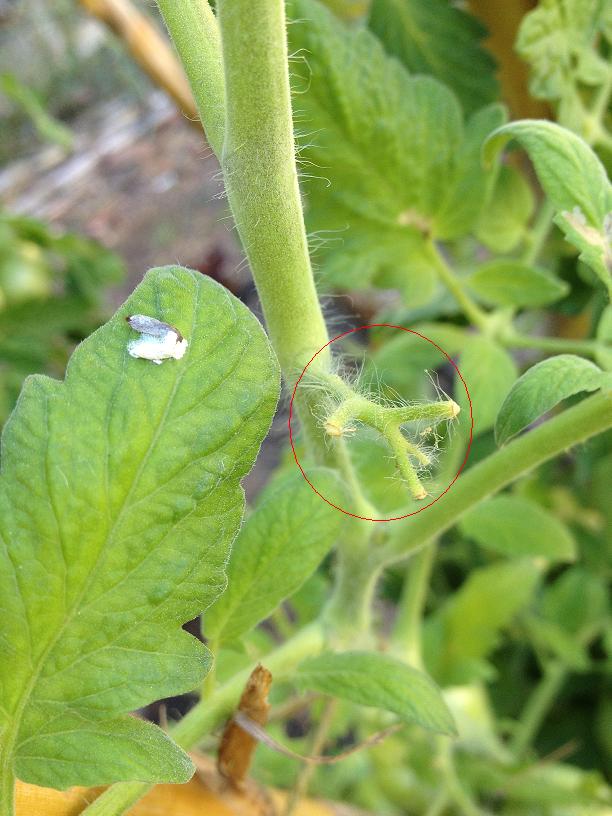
[
  {"left": 391, "top": 541, "right": 438, "bottom": 668},
  {"left": 502, "top": 331, "right": 602, "bottom": 358},
  {"left": 216, "top": 0, "right": 330, "bottom": 379},
  {"left": 427, "top": 242, "right": 491, "bottom": 331},
  {"left": 522, "top": 199, "right": 555, "bottom": 266},
  {"left": 157, "top": 0, "right": 225, "bottom": 155},
  {"left": 510, "top": 661, "right": 566, "bottom": 759},
  {"left": 382, "top": 388, "right": 612, "bottom": 564}
]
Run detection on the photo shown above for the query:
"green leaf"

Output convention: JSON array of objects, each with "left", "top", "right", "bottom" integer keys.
[
  {"left": 367, "top": 0, "right": 498, "bottom": 115},
  {"left": 456, "top": 335, "right": 518, "bottom": 435},
  {"left": 483, "top": 120, "right": 612, "bottom": 293},
  {"left": 467, "top": 260, "right": 569, "bottom": 307},
  {"left": 495, "top": 354, "right": 609, "bottom": 445},
  {"left": 204, "top": 470, "right": 344, "bottom": 644},
  {"left": 475, "top": 164, "right": 535, "bottom": 253},
  {"left": 0, "top": 266, "right": 279, "bottom": 790},
  {"left": 424, "top": 560, "right": 540, "bottom": 685},
  {"left": 459, "top": 495, "right": 576, "bottom": 561},
  {"left": 296, "top": 651, "right": 456, "bottom": 735},
  {"left": 287, "top": 0, "right": 501, "bottom": 301},
  {"left": 516, "top": 0, "right": 610, "bottom": 103},
  {"left": 542, "top": 567, "right": 608, "bottom": 638}
]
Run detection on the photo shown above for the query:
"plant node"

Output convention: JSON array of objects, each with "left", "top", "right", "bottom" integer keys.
[{"left": 318, "top": 379, "right": 460, "bottom": 502}]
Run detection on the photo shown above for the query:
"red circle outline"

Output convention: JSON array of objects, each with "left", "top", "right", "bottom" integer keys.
[{"left": 288, "top": 324, "right": 474, "bottom": 522}]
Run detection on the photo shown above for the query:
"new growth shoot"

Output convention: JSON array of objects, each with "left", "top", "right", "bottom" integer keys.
[{"left": 315, "top": 372, "right": 460, "bottom": 501}]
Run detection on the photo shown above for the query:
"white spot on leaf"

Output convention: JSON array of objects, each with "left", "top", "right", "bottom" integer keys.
[{"left": 126, "top": 314, "right": 188, "bottom": 364}]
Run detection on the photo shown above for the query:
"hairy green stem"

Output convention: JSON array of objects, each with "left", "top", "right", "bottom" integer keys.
[
  {"left": 383, "top": 389, "right": 612, "bottom": 563},
  {"left": 510, "top": 661, "right": 566, "bottom": 759},
  {"left": 81, "top": 622, "right": 326, "bottom": 816},
  {"left": 157, "top": 0, "right": 224, "bottom": 157},
  {"left": 217, "top": 0, "right": 329, "bottom": 378},
  {"left": 391, "top": 542, "right": 437, "bottom": 668}
]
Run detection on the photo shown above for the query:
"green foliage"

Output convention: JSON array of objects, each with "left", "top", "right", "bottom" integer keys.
[
  {"left": 367, "top": 0, "right": 498, "bottom": 115},
  {"left": 467, "top": 260, "right": 569, "bottom": 307},
  {"left": 287, "top": 0, "right": 504, "bottom": 303},
  {"left": 516, "top": 0, "right": 611, "bottom": 134},
  {"left": 459, "top": 495, "right": 576, "bottom": 560},
  {"left": 495, "top": 354, "right": 610, "bottom": 443},
  {"left": 0, "top": 267, "right": 279, "bottom": 790},
  {"left": 475, "top": 165, "right": 536, "bottom": 253},
  {"left": 484, "top": 120, "right": 612, "bottom": 294},
  {"left": 0, "top": 212, "right": 124, "bottom": 423},
  {"left": 3, "top": 1, "right": 612, "bottom": 813},
  {"left": 296, "top": 651, "right": 456, "bottom": 734},
  {"left": 425, "top": 560, "right": 540, "bottom": 685},
  {"left": 456, "top": 335, "right": 518, "bottom": 435},
  {"left": 0, "top": 74, "right": 74, "bottom": 151},
  {"left": 204, "top": 470, "right": 344, "bottom": 644}
]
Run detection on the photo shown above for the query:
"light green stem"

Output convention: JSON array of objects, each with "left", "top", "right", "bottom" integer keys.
[
  {"left": 383, "top": 389, "right": 612, "bottom": 563},
  {"left": 217, "top": 0, "right": 330, "bottom": 378},
  {"left": 427, "top": 242, "right": 490, "bottom": 331},
  {"left": 391, "top": 541, "right": 437, "bottom": 669},
  {"left": 522, "top": 200, "right": 555, "bottom": 266},
  {"left": 510, "top": 661, "right": 566, "bottom": 759},
  {"left": 503, "top": 331, "right": 601, "bottom": 359},
  {"left": 81, "top": 622, "right": 325, "bottom": 816},
  {"left": 157, "top": 0, "right": 225, "bottom": 157},
  {"left": 0, "top": 762, "right": 14, "bottom": 816},
  {"left": 438, "top": 738, "right": 482, "bottom": 816}
]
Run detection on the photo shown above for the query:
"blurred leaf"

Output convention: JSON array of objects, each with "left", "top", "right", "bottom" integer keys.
[
  {"left": 475, "top": 164, "right": 535, "bottom": 253},
  {"left": 0, "top": 267, "right": 279, "bottom": 789},
  {"left": 467, "top": 259, "right": 569, "bottom": 307},
  {"left": 425, "top": 559, "right": 540, "bottom": 685},
  {"left": 368, "top": 0, "right": 498, "bottom": 115},
  {"left": 516, "top": 0, "right": 610, "bottom": 102},
  {"left": 204, "top": 470, "right": 344, "bottom": 644},
  {"left": 495, "top": 354, "right": 610, "bottom": 444},
  {"left": 297, "top": 651, "right": 456, "bottom": 734},
  {"left": 484, "top": 121, "right": 612, "bottom": 294},
  {"left": 459, "top": 495, "right": 576, "bottom": 560},
  {"left": 456, "top": 335, "right": 518, "bottom": 435},
  {"left": 0, "top": 73, "right": 73, "bottom": 151},
  {"left": 542, "top": 566, "right": 608, "bottom": 638},
  {"left": 523, "top": 614, "right": 590, "bottom": 671}
]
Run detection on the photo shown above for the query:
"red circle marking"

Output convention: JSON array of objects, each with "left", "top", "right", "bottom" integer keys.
[{"left": 288, "top": 324, "right": 473, "bottom": 522}]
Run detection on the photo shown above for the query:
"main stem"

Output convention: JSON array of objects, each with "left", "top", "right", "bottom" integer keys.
[{"left": 217, "top": 0, "right": 329, "bottom": 378}]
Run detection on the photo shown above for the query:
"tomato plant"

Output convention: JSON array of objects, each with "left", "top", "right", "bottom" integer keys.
[{"left": 1, "top": 1, "right": 611, "bottom": 815}]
